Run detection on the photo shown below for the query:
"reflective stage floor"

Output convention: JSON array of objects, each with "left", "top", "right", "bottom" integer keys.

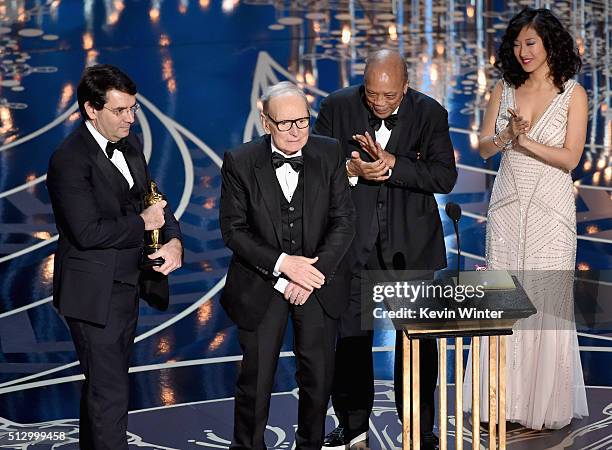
[{"left": 0, "top": 1, "right": 611, "bottom": 449}]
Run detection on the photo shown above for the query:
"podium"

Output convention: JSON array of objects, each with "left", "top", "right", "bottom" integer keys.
[{"left": 382, "top": 275, "right": 536, "bottom": 450}]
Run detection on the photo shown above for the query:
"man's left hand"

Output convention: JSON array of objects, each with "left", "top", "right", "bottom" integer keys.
[
  {"left": 284, "top": 281, "right": 313, "bottom": 306},
  {"left": 149, "top": 238, "right": 183, "bottom": 275},
  {"left": 353, "top": 131, "right": 396, "bottom": 169}
]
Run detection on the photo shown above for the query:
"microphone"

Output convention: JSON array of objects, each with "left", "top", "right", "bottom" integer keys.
[
  {"left": 445, "top": 202, "right": 462, "bottom": 285},
  {"left": 392, "top": 252, "right": 406, "bottom": 271}
]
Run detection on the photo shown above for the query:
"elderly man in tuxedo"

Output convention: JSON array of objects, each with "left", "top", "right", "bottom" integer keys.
[
  {"left": 219, "top": 81, "right": 355, "bottom": 450},
  {"left": 313, "top": 49, "right": 457, "bottom": 450},
  {"left": 47, "top": 64, "right": 182, "bottom": 450}
]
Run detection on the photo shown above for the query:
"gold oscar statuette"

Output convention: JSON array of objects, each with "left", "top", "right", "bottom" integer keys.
[{"left": 139, "top": 181, "right": 165, "bottom": 270}]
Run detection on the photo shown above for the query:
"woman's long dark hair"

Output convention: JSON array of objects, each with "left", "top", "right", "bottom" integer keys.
[{"left": 495, "top": 7, "right": 582, "bottom": 93}]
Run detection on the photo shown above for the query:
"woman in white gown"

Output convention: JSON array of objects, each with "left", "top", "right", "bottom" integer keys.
[{"left": 463, "top": 7, "right": 589, "bottom": 430}]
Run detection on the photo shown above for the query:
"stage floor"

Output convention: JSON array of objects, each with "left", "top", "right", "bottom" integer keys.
[{"left": 0, "top": 1, "right": 611, "bottom": 449}]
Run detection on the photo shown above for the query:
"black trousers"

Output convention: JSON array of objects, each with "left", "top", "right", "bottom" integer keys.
[
  {"left": 231, "top": 293, "right": 337, "bottom": 450},
  {"left": 67, "top": 282, "right": 139, "bottom": 450},
  {"left": 331, "top": 243, "right": 438, "bottom": 435}
]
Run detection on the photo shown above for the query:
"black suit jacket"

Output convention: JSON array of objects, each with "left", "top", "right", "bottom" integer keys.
[
  {"left": 313, "top": 85, "right": 457, "bottom": 271},
  {"left": 47, "top": 122, "right": 182, "bottom": 325},
  {"left": 219, "top": 134, "right": 355, "bottom": 330}
]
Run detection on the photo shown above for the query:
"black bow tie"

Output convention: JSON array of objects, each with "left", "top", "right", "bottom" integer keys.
[
  {"left": 368, "top": 113, "right": 399, "bottom": 131},
  {"left": 105, "top": 139, "right": 127, "bottom": 159},
  {"left": 272, "top": 152, "right": 303, "bottom": 171}
]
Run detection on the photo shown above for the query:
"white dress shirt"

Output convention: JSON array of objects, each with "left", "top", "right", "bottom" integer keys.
[
  {"left": 272, "top": 143, "right": 302, "bottom": 202},
  {"left": 85, "top": 121, "right": 135, "bottom": 188},
  {"left": 270, "top": 141, "right": 303, "bottom": 294},
  {"left": 374, "top": 106, "right": 397, "bottom": 150}
]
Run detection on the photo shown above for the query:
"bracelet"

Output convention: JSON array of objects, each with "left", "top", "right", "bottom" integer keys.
[
  {"left": 492, "top": 133, "right": 503, "bottom": 148},
  {"left": 492, "top": 132, "right": 513, "bottom": 149}
]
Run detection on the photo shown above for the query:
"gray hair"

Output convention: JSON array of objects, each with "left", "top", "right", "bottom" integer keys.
[{"left": 260, "top": 81, "right": 310, "bottom": 115}]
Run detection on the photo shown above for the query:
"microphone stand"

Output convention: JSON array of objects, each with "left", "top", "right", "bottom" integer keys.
[{"left": 453, "top": 219, "right": 460, "bottom": 286}]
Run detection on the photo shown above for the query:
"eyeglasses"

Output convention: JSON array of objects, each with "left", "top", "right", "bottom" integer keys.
[
  {"left": 266, "top": 114, "right": 310, "bottom": 132},
  {"left": 103, "top": 103, "right": 140, "bottom": 117}
]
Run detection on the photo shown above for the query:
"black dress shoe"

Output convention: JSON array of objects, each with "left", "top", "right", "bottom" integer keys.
[
  {"left": 421, "top": 431, "right": 439, "bottom": 450},
  {"left": 322, "top": 426, "right": 368, "bottom": 450}
]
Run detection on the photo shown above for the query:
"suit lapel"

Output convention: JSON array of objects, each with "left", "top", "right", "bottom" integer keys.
[
  {"left": 254, "top": 136, "right": 282, "bottom": 247},
  {"left": 359, "top": 86, "right": 378, "bottom": 136},
  {"left": 302, "top": 141, "right": 321, "bottom": 252},
  {"left": 382, "top": 89, "right": 411, "bottom": 155},
  {"left": 78, "top": 124, "right": 129, "bottom": 200},
  {"left": 122, "top": 141, "right": 146, "bottom": 193},
  {"left": 384, "top": 120, "right": 402, "bottom": 155},
  {"left": 355, "top": 86, "right": 378, "bottom": 160}
]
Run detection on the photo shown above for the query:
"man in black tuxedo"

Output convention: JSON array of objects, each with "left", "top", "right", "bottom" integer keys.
[
  {"left": 219, "top": 82, "right": 355, "bottom": 450},
  {"left": 46, "top": 64, "right": 183, "bottom": 450},
  {"left": 313, "top": 50, "right": 457, "bottom": 450}
]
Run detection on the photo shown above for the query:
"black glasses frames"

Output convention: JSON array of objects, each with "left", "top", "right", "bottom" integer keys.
[{"left": 265, "top": 114, "right": 310, "bottom": 131}]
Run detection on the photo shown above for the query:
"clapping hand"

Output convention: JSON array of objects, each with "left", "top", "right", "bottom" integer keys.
[
  {"left": 353, "top": 131, "right": 396, "bottom": 169},
  {"left": 347, "top": 131, "right": 395, "bottom": 182},
  {"left": 507, "top": 108, "right": 531, "bottom": 146},
  {"left": 346, "top": 151, "right": 390, "bottom": 181}
]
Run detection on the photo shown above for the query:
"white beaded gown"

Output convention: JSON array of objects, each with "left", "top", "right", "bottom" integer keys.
[{"left": 462, "top": 79, "right": 589, "bottom": 430}]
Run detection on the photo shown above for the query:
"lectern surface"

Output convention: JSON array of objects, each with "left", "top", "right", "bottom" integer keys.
[{"left": 380, "top": 276, "right": 537, "bottom": 338}]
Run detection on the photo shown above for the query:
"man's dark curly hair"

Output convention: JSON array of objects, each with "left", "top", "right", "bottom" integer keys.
[{"left": 495, "top": 7, "right": 582, "bottom": 93}]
